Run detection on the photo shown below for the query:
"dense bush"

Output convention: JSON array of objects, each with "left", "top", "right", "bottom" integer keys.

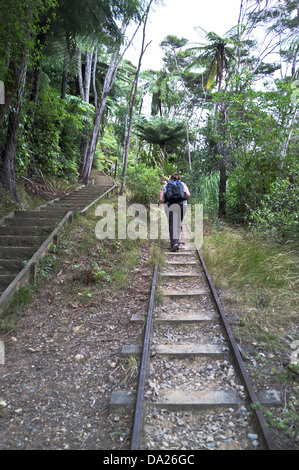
[
  {"left": 126, "top": 162, "right": 163, "bottom": 205},
  {"left": 24, "top": 87, "right": 64, "bottom": 175},
  {"left": 93, "top": 131, "right": 119, "bottom": 172},
  {"left": 249, "top": 163, "right": 299, "bottom": 241},
  {"left": 15, "top": 88, "right": 95, "bottom": 180}
]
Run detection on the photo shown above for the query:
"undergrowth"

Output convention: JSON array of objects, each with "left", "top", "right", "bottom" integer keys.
[{"left": 201, "top": 219, "right": 299, "bottom": 351}]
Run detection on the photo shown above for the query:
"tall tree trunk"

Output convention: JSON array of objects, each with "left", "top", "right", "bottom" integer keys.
[
  {"left": 122, "top": 103, "right": 130, "bottom": 166},
  {"left": 173, "top": 49, "right": 192, "bottom": 170},
  {"left": 79, "top": 18, "right": 143, "bottom": 183},
  {"left": 81, "top": 97, "right": 109, "bottom": 182},
  {"left": 0, "top": 54, "right": 28, "bottom": 201},
  {"left": 61, "top": 31, "right": 73, "bottom": 100},
  {"left": 61, "top": 57, "right": 69, "bottom": 100},
  {"left": 216, "top": 104, "right": 228, "bottom": 218},
  {"left": 93, "top": 46, "right": 98, "bottom": 110},
  {"left": 80, "top": 40, "right": 123, "bottom": 182},
  {"left": 158, "top": 90, "right": 163, "bottom": 116},
  {"left": 84, "top": 50, "right": 93, "bottom": 103},
  {"left": 120, "top": 0, "right": 153, "bottom": 194},
  {"left": 291, "top": 2, "right": 299, "bottom": 78},
  {"left": 218, "top": 151, "right": 227, "bottom": 219},
  {"left": 78, "top": 47, "right": 96, "bottom": 175},
  {"left": 78, "top": 50, "right": 85, "bottom": 100}
]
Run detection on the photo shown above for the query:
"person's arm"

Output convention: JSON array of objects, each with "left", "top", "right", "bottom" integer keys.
[
  {"left": 183, "top": 183, "right": 190, "bottom": 200},
  {"left": 159, "top": 189, "right": 165, "bottom": 203}
]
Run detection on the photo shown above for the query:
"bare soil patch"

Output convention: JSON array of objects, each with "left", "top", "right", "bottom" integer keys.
[{"left": 0, "top": 211, "right": 153, "bottom": 450}]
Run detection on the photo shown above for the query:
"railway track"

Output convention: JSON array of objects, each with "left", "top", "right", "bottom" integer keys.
[{"left": 111, "top": 223, "right": 280, "bottom": 451}]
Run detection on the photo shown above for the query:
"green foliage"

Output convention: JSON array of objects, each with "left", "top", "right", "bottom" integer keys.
[
  {"left": 126, "top": 162, "right": 163, "bottom": 205},
  {"left": 16, "top": 88, "right": 95, "bottom": 179},
  {"left": 93, "top": 130, "right": 119, "bottom": 172},
  {"left": 204, "top": 77, "right": 299, "bottom": 224},
  {"left": 0, "top": 0, "right": 58, "bottom": 129},
  {"left": 185, "top": 149, "right": 220, "bottom": 215},
  {"left": 201, "top": 222, "right": 298, "bottom": 350},
  {"left": 249, "top": 162, "right": 299, "bottom": 241},
  {"left": 198, "top": 172, "right": 220, "bottom": 216},
  {"left": 187, "top": 170, "right": 219, "bottom": 216},
  {"left": 135, "top": 116, "right": 187, "bottom": 152},
  {"left": 137, "top": 145, "right": 164, "bottom": 169},
  {"left": 24, "top": 86, "right": 65, "bottom": 175},
  {"left": 186, "top": 26, "right": 241, "bottom": 91}
]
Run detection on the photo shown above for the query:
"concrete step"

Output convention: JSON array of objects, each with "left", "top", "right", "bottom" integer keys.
[
  {"left": 14, "top": 210, "right": 66, "bottom": 218},
  {"left": 162, "top": 288, "right": 209, "bottom": 297},
  {"left": 0, "top": 274, "right": 16, "bottom": 288},
  {"left": 109, "top": 389, "right": 280, "bottom": 410},
  {"left": 153, "top": 344, "right": 228, "bottom": 357},
  {"left": 156, "top": 313, "right": 216, "bottom": 323},
  {"left": 52, "top": 204, "right": 85, "bottom": 210},
  {"left": 6, "top": 218, "right": 57, "bottom": 227},
  {"left": 121, "top": 344, "right": 227, "bottom": 357},
  {"left": 166, "top": 261, "right": 199, "bottom": 266},
  {"left": 152, "top": 389, "right": 243, "bottom": 410},
  {"left": 53, "top": 199, "right": 87, "bottom": 205},
  {"left": 0, "top": 226, "right": 51, "bottom": 236},
  {"left": 0, "top": 259, "right": 24, "bottom": 272},
  {"left": 58, "top": 196, "right": 98, "bottom": 201},
  {"left": 0, "top": 246, "right": 36, "bottom": 259},
  {"left": 165, "top": 251, "right": 197, "bottom": 256},
  {"left": 57, "top": 194, "right": 109, "bottom": 202},
  {"left": 0, "top": 235, "right": 37, "bottom": 247},
  {"left": 160, "top": 272, "right": 201, "bottom": 278},
  {"left": 64, "top": 187, "right": 111, "bottom": 195}
]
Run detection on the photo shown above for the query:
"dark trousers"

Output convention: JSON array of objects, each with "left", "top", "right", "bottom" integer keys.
[{"left": 166, "top": 203, "right": 187, "bottom": 247}]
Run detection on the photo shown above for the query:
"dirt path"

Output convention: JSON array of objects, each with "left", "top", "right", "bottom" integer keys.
[{"left": 0, "top": 211, "right": 152, "bottom": 450}]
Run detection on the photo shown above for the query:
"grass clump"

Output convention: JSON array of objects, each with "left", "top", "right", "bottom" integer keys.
[
  {"left": 201, "top": 221, "right": 299, "bottom": 350},
  {"left": 0, "top": 286, "right": 34, "bottom": 333}
]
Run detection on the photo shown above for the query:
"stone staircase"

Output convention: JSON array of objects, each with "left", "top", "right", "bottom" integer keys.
[{"left": 0, "top": 172, "right": 116, "bottom": 304}]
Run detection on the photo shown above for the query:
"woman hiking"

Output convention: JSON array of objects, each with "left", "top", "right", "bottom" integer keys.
[{"left": 159, "top": 173, "right": 190, "bottom": 251}]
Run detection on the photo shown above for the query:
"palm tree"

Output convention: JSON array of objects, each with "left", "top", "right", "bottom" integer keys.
[
  {"left": 147, "top": 69, "right": 182, "bottom": 117},
  {"left": 135, "top": 116, "right": 187, "bottom": 163},
  {"left": 186, "top": 27, "right": 241, "bottom": 217},
  {"left": 48, "top": 0, "right": 123, "bottom": 100},
  {"left": 187, "top": 27, "right": 240, "bottom": 91}
]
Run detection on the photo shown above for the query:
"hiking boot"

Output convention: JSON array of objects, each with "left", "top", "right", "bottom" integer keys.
[{"left": 171, "top": 244, "right": 179, "bottom": 252}]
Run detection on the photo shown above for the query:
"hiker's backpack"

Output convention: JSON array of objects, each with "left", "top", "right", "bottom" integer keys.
[{"left": 164, "top": 180, "right": 186, "bottom": 203}]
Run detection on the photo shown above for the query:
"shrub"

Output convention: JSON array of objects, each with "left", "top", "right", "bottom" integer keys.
[
  {"left": 186, "top": 169, "right": 219, "bottom": 217},
  {"left": 249, "top": 164, "right": 299, "bottom": 241},
  {"left": 126, "top": 163, "right": 163, "bottom": 205}
]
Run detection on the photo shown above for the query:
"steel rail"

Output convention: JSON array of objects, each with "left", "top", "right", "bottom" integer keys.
[
  {"left": 130, "top": 240, "right": 161, "bottom": 450},
  {"left": 185, "top": 222, "right": 277, "bottom": 450},
  {"left": 130, "top": 218, "right": 277, "bottom": 450}
]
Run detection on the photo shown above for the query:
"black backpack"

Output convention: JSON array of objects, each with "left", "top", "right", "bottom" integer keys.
[{"left": 164, "top": 180, "right": 186, "bottom": 203}]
